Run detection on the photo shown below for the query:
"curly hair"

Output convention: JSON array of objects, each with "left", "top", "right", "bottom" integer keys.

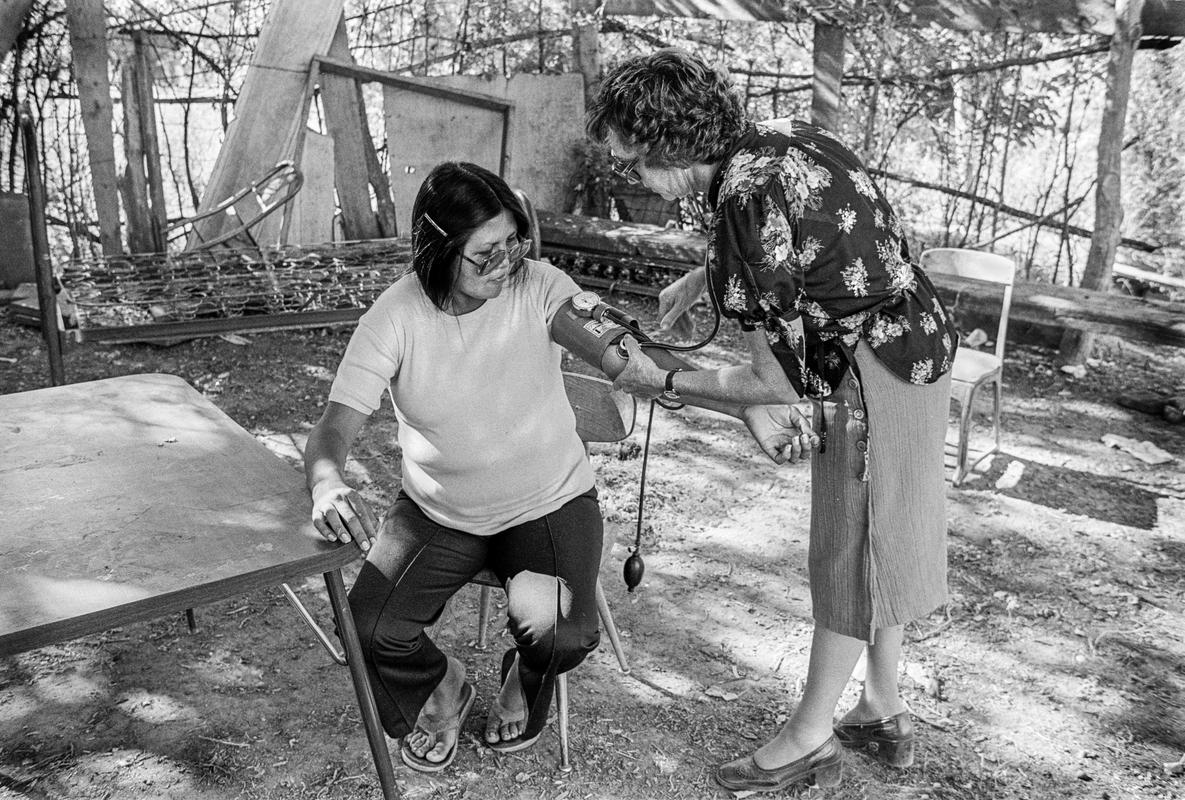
[
  {"left": 586, "top": 48, "right": 749, "bottom": 168},
  {"left": 410, "top": 162, "right": 530, "bottom": 311}
]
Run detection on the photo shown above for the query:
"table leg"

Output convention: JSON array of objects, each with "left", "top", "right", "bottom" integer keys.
[{"left": 323, "top": 568, "right": 399, "bottom": 800}]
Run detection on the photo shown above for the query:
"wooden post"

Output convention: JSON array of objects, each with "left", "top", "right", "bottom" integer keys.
[
  {"left": 810, "top": 23, "right": 845, "bottom": 131},
  {"left": 19, "top": 105, "right": 65, "bottom": 386},
  {"left": 321, "top": 16, "right": 380, "bottom": 241},
  {"left": 1058, "top": 0, "right": 1144, "bottom": 365},
  {"left": 66, "top": 0, "right": 122, "bottom": 255},
  {"left": 571, "top": 0, "right": 601, "bottom": 109},
  {"left": 120, "top": 61, "right": 154, "bottom": 254},
  {"left": 134, "top": 32, "right": 168, "bottom": 252}
]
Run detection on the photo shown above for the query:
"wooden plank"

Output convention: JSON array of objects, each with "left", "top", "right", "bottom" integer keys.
[
  {"left": 317, "top": 57, "right": 513, "bottom": 112},
  {"left": 189, "top": 0, "right": 343, "bottom": 249},
  {"left": 321, "top": 17, "right": 379, "bottom": 241},
  {"left": 66, "top": 0, "right": 122, "bottom": 255},
  {"left": 602, "top": 0, "right": 1185, "bottom": 35},
  {"left": 291, "top": 130, "right": 336, "bottom": 244},
  {"left": 0, "top": 192, "right": 35, "bottom": 288},
  {"left": 536, "top": 210, "right": 1185, "bottom": 348}
]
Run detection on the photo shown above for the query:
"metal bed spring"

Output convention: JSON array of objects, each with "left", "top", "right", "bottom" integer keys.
[{"left": 56, "top": 239, "right": 413, "bottom": 342}]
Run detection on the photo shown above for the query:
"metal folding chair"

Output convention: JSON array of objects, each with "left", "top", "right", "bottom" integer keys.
[{"left": 920, "top": 247, "right": 1016, "bottom": 487}]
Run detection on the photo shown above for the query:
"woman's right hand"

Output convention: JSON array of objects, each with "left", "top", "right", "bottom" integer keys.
[
  {"left": 310, "top": 479, "right": 380, "bottom": 553},
  {"left": 741, "top": 402, "right": 820, "bottom": 465},
  {"left": 657, "top": 267, "right": 708, "bottom": 338}
]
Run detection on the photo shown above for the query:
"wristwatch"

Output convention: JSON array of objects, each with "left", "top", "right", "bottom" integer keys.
[
  {"left": 661, "top": 369, "right": 683, "bottom": 402},
  {"left": 571, "top": 291, "right": 601, "bottom": 315}
]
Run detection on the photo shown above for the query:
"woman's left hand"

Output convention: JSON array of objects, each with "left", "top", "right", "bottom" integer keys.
[
  {"left": 612, "top": 336, "right": 667, "bottom": 400},
  {"left": 742, "top": 402, "right": 820, "bottom": 465}
]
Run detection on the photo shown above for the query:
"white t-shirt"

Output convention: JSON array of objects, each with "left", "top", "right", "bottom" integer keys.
[{"left": 328, "top": 259, "right": 593, "bottom": 535}]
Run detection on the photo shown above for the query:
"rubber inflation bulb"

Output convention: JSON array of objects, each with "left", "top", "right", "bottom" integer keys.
[{"left": 623, "top": 551, "right": 645, "bottom": 592}]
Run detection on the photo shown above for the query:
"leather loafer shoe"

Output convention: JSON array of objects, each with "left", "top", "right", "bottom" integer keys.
[
  {"left": 714, "top": 735, "right": 842, "bottom": 793},
  {"left": 834, "top": 710, "right": 914, "bottom": 767}
]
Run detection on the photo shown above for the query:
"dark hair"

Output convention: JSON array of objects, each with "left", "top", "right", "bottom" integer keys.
[
  {"left": 586, "top": 48, "right": 749, "bottom": 168},
  {"left": 410, "top": 162, "right": 530, "bottom": 311}
]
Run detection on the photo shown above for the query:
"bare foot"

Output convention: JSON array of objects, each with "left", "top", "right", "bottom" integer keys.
[
  {"left": 405, "top": 656, "right": 468, "bottom": 763},
  {"left": 484, "top": 653, "right": 527, "bottom": 744}
]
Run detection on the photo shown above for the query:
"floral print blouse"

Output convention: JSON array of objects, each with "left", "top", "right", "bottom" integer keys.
[{"left": 706, "top": 119, "right": 958, "bottom": 399}]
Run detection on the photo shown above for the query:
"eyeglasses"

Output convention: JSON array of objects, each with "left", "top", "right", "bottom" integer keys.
[
  {"left": 612, "top": 155, "right": 643, "bottom": 185},
  {"left": 461, "top": 237, "right": 533, "bottom": 275}
]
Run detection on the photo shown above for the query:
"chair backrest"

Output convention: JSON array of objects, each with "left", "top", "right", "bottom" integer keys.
[
  {"left": 563, "top": 372, "right": 634, "bottom": 444},
  {"left": 513, "top": 188, "right": 543, "bottom": 260},
  {"left": 920, "top": 247, "right": 1016, "bottom": 362}
]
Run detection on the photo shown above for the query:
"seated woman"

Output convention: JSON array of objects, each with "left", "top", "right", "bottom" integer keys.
[{"left": 303, "top": 162, "right": 603, "bottom": 772}]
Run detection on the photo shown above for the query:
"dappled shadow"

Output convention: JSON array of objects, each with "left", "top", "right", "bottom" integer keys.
[{"left": 968, "top": 455, "right": 1162, "bottom": 529}]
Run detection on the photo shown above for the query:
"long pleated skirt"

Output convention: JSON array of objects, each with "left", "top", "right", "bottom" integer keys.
[{"left": 808, "top": 340, "right": 951, "bottom": 642}]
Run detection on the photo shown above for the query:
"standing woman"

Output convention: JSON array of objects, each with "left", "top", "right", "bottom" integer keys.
[
  {"left": 587, "top": 49, "right": 958, "bottom": 793},
  {"left": 304, "top": 162, "right": 603, "bottom": 772}
]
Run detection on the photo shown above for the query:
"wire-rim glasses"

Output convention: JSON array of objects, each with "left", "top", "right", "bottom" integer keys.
[
  {"left": 460, "top": 237, "right": 533, "bottom": 275},
  {"left": 612, "top": 155, "right": 643, "bottom": 186}
]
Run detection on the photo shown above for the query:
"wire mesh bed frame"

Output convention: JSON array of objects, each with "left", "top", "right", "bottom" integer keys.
[{"left": 55, "top": 238, "right": 413, "bottom": 344}]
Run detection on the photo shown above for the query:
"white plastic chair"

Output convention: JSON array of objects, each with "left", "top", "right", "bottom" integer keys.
[{"left": 919, "top": 248, "right": 1016, "bottom": 487}]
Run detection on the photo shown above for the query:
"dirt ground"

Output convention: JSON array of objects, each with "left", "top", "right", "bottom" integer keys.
[{"left": 2, "top": 294, "right": 1185, "bottom": 800}]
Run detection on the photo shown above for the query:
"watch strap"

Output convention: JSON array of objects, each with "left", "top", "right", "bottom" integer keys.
[{"left": 662, "top": 369, "right": 682, "bottom": 400}]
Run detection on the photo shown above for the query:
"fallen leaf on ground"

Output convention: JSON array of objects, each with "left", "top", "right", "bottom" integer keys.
[
  {"left": 1100, "top": 434, "right": 1175, "bottom": 465},
  {"left": 995, "top": 460, "right": 1025, "bottom": 490},
  {"left": 1165, "top": 752, "right": 1185, "bottom": 775}
]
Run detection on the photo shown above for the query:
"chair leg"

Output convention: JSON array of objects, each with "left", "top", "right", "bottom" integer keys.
[
  {"left": 555, "top": 671, "right": 571, "bottom": 773},
  {"left": 475, "top": 585, "right": 492, "bottom": 651},
  {"left": 991, "top": 378, "right": 1003, "bottom": 453},
  {"left": 594, "top": 579, "right": 630, "bottom": 675},
  {"left": 953, "top": 389, "right": 976, "bottom": 488}
]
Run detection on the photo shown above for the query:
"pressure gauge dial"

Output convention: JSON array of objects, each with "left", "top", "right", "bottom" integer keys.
[{"left": 571, "top": 291, "right": 601, "bottom": 315}]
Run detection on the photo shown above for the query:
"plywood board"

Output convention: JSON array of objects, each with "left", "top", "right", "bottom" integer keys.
[
  {"left": 383, "top": 73, "right": 584, "bottom": 235},
  {"left": 384, "top": 86, "right": 504, "bottom": 236}
]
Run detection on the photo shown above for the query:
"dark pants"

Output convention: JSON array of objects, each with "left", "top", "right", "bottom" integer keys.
[{"left": 348, "top": 488, "right": 603, "bottom": 740}]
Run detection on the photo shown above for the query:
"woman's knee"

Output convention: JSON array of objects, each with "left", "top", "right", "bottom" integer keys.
[{"left": 505, "top": 570, "right": 599, "bottom": 663}]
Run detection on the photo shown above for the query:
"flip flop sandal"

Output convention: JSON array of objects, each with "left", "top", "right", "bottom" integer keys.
[
  {"left": 486, "top": 649, "right": 542, "bottom": 754},
  {"left": 399, "top": 680, "right": 477, "bottom": 773}
]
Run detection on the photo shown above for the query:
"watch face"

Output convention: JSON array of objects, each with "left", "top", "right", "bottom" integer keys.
[{"left": 572, "top": 291, "right": 601, "bottom": 313}]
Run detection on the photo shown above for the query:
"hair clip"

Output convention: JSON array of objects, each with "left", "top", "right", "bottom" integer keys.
[{"left": 421, "top": 212, "right": 448, "bottom": 238}]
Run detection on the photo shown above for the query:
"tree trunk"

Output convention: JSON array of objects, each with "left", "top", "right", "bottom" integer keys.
[
  {"left": 66, "top": 0, "right": 122, "bottom": 255},
  {"left": 1059, "top": 0, "right": 1144, "bottom": 365},
  {"left": 571, "top": 0, "right": 601, "bottom": 109},
  {"left": 134, "top": 32, "right": 167, "bottom": 252},
  {"left": 810, "top": 23, "right": 844, "bottom": 131},
  {"left": 0, "top": 0, "right": 34, "bottom": 59},
  {"left": 120, "top": 63, "right": 154, "bottom": 255}
]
